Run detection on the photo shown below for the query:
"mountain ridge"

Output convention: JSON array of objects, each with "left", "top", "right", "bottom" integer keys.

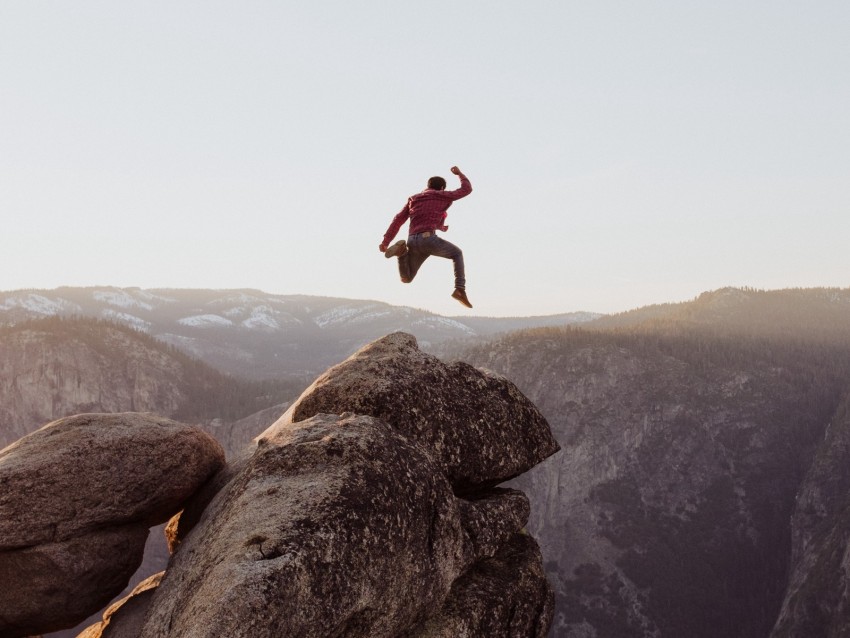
[
  {"left": 589, "top": 286, "right": 850, "bottom": 337},
  {"left": 0, "top": 286, "right": 600, "bottom": 379}
]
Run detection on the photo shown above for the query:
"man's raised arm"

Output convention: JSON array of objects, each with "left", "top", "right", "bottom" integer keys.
[{"left": 445, "top": 166, "right": 472, "bottom": 200}]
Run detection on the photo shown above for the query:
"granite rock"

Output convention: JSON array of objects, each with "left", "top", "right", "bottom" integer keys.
[
  {"left": 0, "top": 412, "right": 224, "bottom": 636},
  {"left": 141, "top": 413, "right": 529, "bottom": 637},
  {"left": 260, "top": 332, "right": 559, "bottom": 494}
]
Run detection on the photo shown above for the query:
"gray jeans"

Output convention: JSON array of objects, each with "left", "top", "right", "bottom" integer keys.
[{"left": 398, "top": 231, "right": 465, "bottom": 290}]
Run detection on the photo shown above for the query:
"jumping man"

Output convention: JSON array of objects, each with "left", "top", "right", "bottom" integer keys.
[{"left": 379, "top": 166, "right": 473, "bottom": 308}]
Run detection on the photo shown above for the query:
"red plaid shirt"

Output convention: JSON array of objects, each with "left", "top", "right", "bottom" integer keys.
[{"left": 382, "top": 173, "right": 472, "bottom": 245}]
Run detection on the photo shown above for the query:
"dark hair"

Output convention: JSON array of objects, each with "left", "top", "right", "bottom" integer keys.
[{"left": 427, "top": 176, "right": 446, "bottom": 190}]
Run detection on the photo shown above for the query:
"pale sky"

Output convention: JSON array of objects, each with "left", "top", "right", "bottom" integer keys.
[{"left": 2, "top": 1, "right": 848, "bottom": 316}]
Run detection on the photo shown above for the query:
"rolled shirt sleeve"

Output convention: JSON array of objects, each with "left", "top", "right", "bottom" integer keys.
[{"left": 382, "top": 201, "right": 411, "bottom": 246}]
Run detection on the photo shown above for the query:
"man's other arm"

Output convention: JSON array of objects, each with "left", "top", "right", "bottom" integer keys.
[{"left": 379, "top": 201, "right": 411, "bottom": 252}]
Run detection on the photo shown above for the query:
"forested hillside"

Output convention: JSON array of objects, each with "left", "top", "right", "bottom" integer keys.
[
  {"left": 592, "top": 287, "right": 850, "bottom": 342},
  {"left": 455, "top": 287, "right": 850, "bottom": 637}
]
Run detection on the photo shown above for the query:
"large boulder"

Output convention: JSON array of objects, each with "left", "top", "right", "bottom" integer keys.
[
  {"left": 142, "top": 413, "right": 530, "bottom": 638},
  {"left": 0, "top": 525, "right": 148, "bottom": 637},
  {"left": 259, "top": 332, "right": 560, "bottom": 494},
  {"left": 403, "top": 533, "right": 555, "bottom": 638},
  {"left": 0, "top": 412, "right": 225, "bottom": 636},
  {"left": 0, "top": 412, "right": 225, "bottom": 549}
]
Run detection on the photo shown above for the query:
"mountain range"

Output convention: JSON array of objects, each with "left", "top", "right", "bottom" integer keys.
[
  {"left": 4, "top": 285, "right": 850, "bottom": 637},
  {"left": 0, "top": 287, "right": 599, "bottom": 379}
]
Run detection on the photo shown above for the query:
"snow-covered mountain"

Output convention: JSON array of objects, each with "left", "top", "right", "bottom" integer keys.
[{"left": 0, "top": 287, "right": 599, "bottom": 379}]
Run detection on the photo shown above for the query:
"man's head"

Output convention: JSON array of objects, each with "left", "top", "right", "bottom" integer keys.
[{"left": 427, "top": 176, "right": 447, "bottom": 190}]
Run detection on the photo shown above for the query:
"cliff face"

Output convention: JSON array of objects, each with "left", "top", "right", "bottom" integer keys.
[
  {"left": 771, "top": 391, "right": 850, "bottom": 637},
  {"left": 0, "top": 322, "right": 185, "bottom": 447},
  {"left": 0, "top": 317, "right": 297, "bottom": 450},
  {"left": 460, "top": 326, "right": 850, "bottom": 637}
]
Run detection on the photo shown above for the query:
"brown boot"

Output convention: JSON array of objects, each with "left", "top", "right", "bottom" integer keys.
[
  {"left": 451, "top": 288, "right": 472, "bottom": 308},
  {"left": 384, "top": 240, "right": 407, "bottom": 258}
]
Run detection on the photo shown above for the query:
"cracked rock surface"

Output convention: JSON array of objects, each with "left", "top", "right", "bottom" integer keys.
[
  {"left": 260, "top": 332, "right": 560, "bottom": 494},
  {"left": 141, "top": 413, "right": 530, "bottom": 638},
  {"left": 402, "top": 533, "right": 555, "bottom": 638}
]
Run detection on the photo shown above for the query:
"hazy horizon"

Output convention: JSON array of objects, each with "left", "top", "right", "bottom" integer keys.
[
  {"left": 2, "top": 2, "right": 847, "bottom": 316},
  {"left": 4, "top": 283, "right": 849, "bottom": 322}
]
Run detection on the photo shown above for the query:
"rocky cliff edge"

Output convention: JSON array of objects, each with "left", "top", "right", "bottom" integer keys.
[{"left": 0, "top": 332, "right": 557, "bottom": 638}]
